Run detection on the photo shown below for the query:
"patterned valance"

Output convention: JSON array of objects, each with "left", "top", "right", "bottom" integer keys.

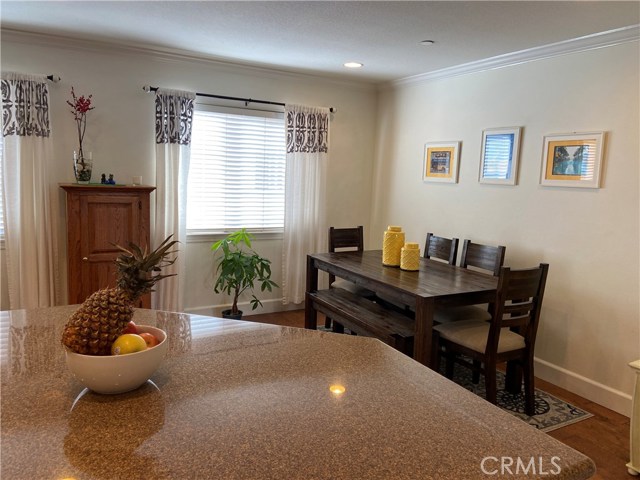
[
  {"left": 1, "top": 73, "right": 50, "bottom": 138},
  {"left": 155, "top": 89, "right": 196, "bottom": 145},
  {"left": 285, "top": 105, "right": 329, "bottom": 154}
]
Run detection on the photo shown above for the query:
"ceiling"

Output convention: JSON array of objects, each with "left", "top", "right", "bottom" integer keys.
[{"left": 1, "top": 1, "right": 639, "bottom": 83}]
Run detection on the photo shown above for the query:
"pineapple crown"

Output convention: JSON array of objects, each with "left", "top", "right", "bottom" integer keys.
[{"left": 114, "top": 235, "right": 179, "bottom": 300}]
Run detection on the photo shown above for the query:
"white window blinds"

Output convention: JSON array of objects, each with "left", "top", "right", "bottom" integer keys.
[{"left": 187, "top": 106, "right": 285, "bottom": 233}]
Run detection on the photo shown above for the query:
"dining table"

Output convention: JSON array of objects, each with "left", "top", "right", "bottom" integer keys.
[
  {"left": 1, "top": 305, "right": 596, "bottom": 479},
  {"left": 305, "top": 250, "right": 499, "bottom": 368}
]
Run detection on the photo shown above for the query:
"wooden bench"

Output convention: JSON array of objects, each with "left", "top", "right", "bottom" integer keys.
[{"left": 306, "top": 288, "right": 415, "bottom": 355}]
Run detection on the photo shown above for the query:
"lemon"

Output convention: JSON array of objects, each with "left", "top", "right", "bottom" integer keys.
[{"left": 111, "top": 334, "right": 147, "bottom": 355}]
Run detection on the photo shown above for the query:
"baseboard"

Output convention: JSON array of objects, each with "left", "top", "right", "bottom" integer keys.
[
  {"left": 184, "top": 298, "right": 302, "bottom": 318},
  {"left": 534, "top": 357, "right": 633, "bottom": 417}
]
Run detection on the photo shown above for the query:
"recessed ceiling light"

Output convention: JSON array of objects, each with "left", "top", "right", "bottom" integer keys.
[
  {"left": 344, "top": 62, "right": 363, "bottom": 68},
  {"left": 420, "top": 40, "right": 435, "bottom": 46}
]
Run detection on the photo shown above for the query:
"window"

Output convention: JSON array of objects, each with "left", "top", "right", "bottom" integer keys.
[
  {"left": 187, "top": 106, "right": 285, "bottom": 234},
  {"left": 479, "top": 127, "right": 522, "bottom": 185}
]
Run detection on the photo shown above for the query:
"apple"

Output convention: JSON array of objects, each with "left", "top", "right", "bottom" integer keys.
[
  {"left": 111, "top": 334, "right": 147, "bottom": 355},
  {"left": 139, "top": 332, "right": 159, "bottom": 348},
  {"left": 121, "top": 321, "right": 138, "bottom": 335}
]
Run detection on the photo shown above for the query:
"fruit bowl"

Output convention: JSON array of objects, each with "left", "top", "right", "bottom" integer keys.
[{"left": 65, "top": 325, "right": 167, "bottom": 394}]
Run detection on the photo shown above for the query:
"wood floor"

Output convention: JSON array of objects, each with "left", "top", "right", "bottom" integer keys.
[{"left": 244, "top": 310, "right": 632, "bottom": 480}]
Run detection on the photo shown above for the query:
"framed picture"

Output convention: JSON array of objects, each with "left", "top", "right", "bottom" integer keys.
[
  {"left": 540, "top": 132, "right": 605, "bottom": 188},
  {"left": 479, "top": 127, "right": 522, "bottom": 185},
  {"left": 423, "top": 141, "right": 460, "bottom": 183}
]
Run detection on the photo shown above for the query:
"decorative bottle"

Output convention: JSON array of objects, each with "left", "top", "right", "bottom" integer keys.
[
  {"left": 382, "top": 226, "right": 405, "bottom": 267},
  {"left": 400, "top": 242, "right": 420, "bottom": 271}
]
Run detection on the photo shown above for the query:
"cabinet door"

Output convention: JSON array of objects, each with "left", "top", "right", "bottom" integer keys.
[
  {"left": 68, "top": 193, "right": 150, "bottom": 307},
  {"left": 81, "top": 194, "right": 142, "bottom": 298}
]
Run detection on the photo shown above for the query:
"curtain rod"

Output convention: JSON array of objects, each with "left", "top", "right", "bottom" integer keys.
[
  {"left": 142, "top": 85, "right": 335, "bottom": 113},
  {"left": 46, "top": 75, "right": 61, "bottom": 82}
]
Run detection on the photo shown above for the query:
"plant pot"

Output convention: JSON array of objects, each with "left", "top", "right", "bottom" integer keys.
[{"left": 221, "top": 309, "right": 243, "bottom": 320}]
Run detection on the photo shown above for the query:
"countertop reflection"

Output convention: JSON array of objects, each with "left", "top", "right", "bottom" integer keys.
[{"left": 1, "top": 306, "right": 595, "bottom": 479}]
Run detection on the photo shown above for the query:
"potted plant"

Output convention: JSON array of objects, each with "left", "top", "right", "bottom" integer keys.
[{"left": 211, "top": 228, "right": 278, "bottom": 319}]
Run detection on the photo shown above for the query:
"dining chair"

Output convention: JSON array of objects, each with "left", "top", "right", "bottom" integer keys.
[
  {"left": 326, "top": 226, "right": 375, "bottom": 329},
  {"left": 433, "top": 263, "right": 549, "bottom": 416},
  {"left": 434, "top": 240, "right": 506, "bottom": 324},
  {"left": 424, "top": 233, "right": 459, "bottom": 265}
]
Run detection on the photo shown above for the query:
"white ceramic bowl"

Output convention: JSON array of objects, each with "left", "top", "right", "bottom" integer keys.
[{"left": 65, "top": 325, "right": 167, "bottom": 394}]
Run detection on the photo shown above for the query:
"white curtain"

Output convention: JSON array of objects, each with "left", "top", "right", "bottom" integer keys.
[
  {"left": 282, "top": 104, "right": 329, "bottom": 304},
  {"left": 1, "top": 72, "right": 59, "bottom": 309},
  {"left": 151, "top": 88, "right": 195, "bottom": 312}
]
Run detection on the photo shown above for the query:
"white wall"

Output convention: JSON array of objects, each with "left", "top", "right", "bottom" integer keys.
[
  {"left": 0, "top": 31, "right": 377, "bottom": 313},
  {"left": 372, "top": 41, "right": 640, "bottom": 415}
]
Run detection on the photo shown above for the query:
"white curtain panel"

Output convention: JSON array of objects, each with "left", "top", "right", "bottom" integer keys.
[
  {"left": 282, "top": 104, "right": 329, "bottom": 304},
  {"left": 1, "top": 72, "right": 59, "bottom": 309},
  {"left": 152, "top": 88, "right": 195, "bottom": 312}
]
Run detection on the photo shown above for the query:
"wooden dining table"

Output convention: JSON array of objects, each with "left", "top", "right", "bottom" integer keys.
[{"left": 305, "top": 250, "right": 499, "bottom": 368}]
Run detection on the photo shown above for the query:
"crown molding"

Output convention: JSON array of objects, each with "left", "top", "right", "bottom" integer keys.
[
  {"left": 1, "top": 28, "right": 376, "bottom": 92},
  {"left": 388, "top": 24, "right": 640, "bottom": 89},
  {"left": 3, "top": 25, "right": 638, "bottom": 91}
]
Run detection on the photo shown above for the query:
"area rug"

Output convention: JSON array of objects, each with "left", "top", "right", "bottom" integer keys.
[
  {"left": 318, "top": 327, "right": 592, "bottom": 432},
  {"left": 443, "top": 362, "right": 593, "bottom": 432}
]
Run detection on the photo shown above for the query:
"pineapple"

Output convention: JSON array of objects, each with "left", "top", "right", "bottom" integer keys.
[{"left": 62, "top": 235, "right": 178, "bottom": 355}]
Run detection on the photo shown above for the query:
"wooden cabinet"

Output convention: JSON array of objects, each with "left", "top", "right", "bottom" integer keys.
[{"left": 61, "top": 184, "right": 156, "bottom": 307}]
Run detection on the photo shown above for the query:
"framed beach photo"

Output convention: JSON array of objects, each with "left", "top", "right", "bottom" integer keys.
[
  {"left": 540, "top": 132, "right": 605, "bottom": 188},
  {"left": 479, "top": 127, "right": 522, "bottom": 185},
  {"left": 423, "top": 141, "right": 460, "bottom": 183}
]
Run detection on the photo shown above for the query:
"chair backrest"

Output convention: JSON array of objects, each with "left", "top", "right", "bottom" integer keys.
[
  {"left": 487, "top": 263, "right": 549, "bottom": 354},
  {"left": 460, "top": 240, "right": 506, "bottom": 276},
  {"left": 424, "top": 233, "right": 459, "bottom": 265},
  {"left": 328, "top": 226, "right": 364, "bottom": 285},
  {"left": 329, "top": 226, "right": 364, "bottom": 253}
]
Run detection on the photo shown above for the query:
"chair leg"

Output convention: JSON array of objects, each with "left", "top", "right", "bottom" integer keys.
[
  {"left": 484, "top": 359, "right": 497, "bottom": 405},
  {"left": 523, "top": 355, "right": 536, "bottom": 416},
  {"left": 444, "top": 350, "right": 455, "bottom": 379},
  {"left": 332, "top": 321, "right": 344, "bottom": 334},
  {"left": 324, "top": 316, "right": 332, "bottom": 329},
  {"left": 472, "top": 360, "right": 481, "bottom": 384},
  {"left": 505, "top": 360, "right": 523, "bottom": 394},
  {"left": 431, "top": 331, "right": 441, "bottom": 370}
]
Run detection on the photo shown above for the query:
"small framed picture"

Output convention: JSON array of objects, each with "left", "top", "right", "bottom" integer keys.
[
  {"left": 479, "top": 127, "right": 522, "bottom": 185},
  {"left": 540, "top": 132, "right": 605, "bottom": 188},
  {"left": 423, "top": 141, "right": 460, "bottom": 183}
]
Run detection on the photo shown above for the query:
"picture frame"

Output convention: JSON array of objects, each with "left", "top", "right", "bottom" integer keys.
[
  {"left": 423, "top": 141, "right": 460, "bottom": 183},
  {"left": 479, "top": 127, "right": 522, "bottom": 185},
  {"left": 540, "top": 132, "right": 605, "bottom": 188}
]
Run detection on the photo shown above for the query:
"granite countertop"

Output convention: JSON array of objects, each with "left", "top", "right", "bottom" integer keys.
[{"left": 1, "top": 306, "right": 595, "bottom": 479}]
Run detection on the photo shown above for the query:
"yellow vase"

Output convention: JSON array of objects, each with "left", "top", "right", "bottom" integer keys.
[
  {"left": 400, "top": 242, "right": 420, "bottom": 271},
  {"left": 382, "top": 226, "right": 405, "bottom": 267}
]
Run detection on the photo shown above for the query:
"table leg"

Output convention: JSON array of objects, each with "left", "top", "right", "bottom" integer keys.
[
  {"left": 414, "top": 297, "right": 435, "bottom": 369},
  {"left": 305, "top": 255, "right": 318, "bottom": 330}
]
